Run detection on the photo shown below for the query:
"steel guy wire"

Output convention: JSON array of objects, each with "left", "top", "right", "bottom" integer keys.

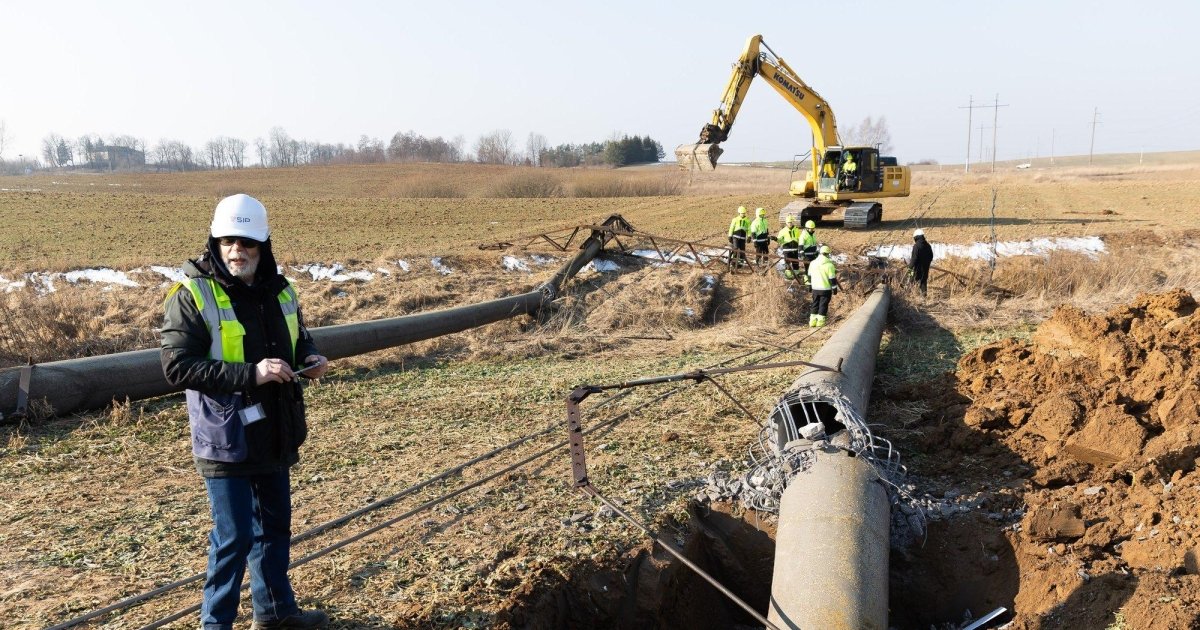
[
  {"left": 48, "top": 388, "right": 638, "bottom": 630},
  {"left": 122, "top": 344, "right": 800, "bottom": 628},
  {"left": 585, "top": 485, "right": 783, "bottom": 630},
  {"left": 135, "top": 349, "right": 770, "bottom": 629}
]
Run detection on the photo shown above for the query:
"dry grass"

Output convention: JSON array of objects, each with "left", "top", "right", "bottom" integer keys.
[
  {"left": 485, "top": 170, "right": 565, "bottom": 198},
  {"left": 568, "top": 171, "right": 685, "bottom": 197}
]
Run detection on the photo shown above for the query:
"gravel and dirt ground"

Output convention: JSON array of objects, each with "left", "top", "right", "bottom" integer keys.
[{"left": 1, "top": 158, "right": 1199, "bottom": 628}]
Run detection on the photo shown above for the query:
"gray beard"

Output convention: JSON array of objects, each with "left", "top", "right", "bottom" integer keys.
[{"left": 227, "top": 260, "right": 258, "bottom": 284}]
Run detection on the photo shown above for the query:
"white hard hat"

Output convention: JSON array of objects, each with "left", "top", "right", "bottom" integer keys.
[
  {"left": 913, "top": 228, "right": 925, "bottom": 238},
  {"left": 211, "top": 194, "right": 270, "bottom": 241}
]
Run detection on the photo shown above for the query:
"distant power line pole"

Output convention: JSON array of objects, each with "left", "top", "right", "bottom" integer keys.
[
  {"left": 959, "top": 95, "right": 989, "bottom": 173},
  {"left": 1051, "top": 128, "right": 1056, "bottom": 165},
  {"left": 1089, "top": 107, "right": 1102, "bottom": 165},
  {"left": 989, "top": 94, "right": 1009, "bottom": 174}
]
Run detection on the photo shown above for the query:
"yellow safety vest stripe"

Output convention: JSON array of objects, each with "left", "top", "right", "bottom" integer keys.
[{"left": 177, "top": 278, "right": 300, "bottom": 363}]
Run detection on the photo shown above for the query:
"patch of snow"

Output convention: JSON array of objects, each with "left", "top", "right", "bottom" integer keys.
[
  {"left": 866, "top": 236, "right": 1106, "bottom": 262},
  {"left": 586, "top": 259, "right": 621, "bottom": 273},
  {"left": 61, "top": 268, "right": 140, "bottom": 287},
  {"left": 150, "top": 265, "right": 187, "bottom": 283},
  {"left": 683, "top": 307, "right": 696, "bottom": 317},
  {"left": 502, "top": 255, "right": 530, "bottom": 272},
  {"left": 292, "top": 263, "right": 375, "bottom": 282},
  {"left": 376, "top": 267, "right": 392, "bottom": 275},
  {"left": 396, "top": 260, "right": 411, "bottom": 272},
  {"left": 431, "top": 257, "right": 454, "bottom": 275}
]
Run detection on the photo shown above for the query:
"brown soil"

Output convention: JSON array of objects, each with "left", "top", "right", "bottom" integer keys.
[{"left": 885, "top": 289, "right": 1200, "bottom": 629}]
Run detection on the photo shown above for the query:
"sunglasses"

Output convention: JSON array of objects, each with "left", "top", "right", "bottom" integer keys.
[{"left": 218, "top": 236, "right": 261, "bottom": 249}]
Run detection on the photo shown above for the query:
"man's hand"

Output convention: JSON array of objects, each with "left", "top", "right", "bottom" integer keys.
[
  {"left": 255, "top": 358, "right": 295, "bottom": 385},
  {"left": 299, "top": 354, "right": 330, "bottom": 379}
]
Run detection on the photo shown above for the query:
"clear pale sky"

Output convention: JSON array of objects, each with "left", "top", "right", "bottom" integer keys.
[{"left": 1, "top": 0, "right": 1197, "bottom": 166}]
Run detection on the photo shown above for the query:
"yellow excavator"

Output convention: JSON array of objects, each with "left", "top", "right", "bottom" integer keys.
[{"left": 676, "top": 34, "right": 910, "bottom": 228}]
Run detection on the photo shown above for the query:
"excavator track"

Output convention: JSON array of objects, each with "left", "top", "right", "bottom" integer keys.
[{"left": 842, "top": 202, "right": 882, "bottom": 229}]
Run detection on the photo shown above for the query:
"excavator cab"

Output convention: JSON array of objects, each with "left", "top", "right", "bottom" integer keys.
[{"left": 817, "top": 147, "right": 881, "bottom": 194}]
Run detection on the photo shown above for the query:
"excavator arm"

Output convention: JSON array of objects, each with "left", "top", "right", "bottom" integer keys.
[{"left": 677, "top": 34, "right": 841, "bottom": 186}]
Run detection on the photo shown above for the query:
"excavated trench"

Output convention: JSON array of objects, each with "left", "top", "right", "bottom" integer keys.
[
  {"left": 497, "top": 499, "right": 1025, "bottom": 630},
  {"left": 496, "top": 503, "right": 777, "bottom": 630}
]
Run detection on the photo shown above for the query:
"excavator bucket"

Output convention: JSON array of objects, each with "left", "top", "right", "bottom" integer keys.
[{"left": 675, "top": 143, "right": 724, "bottom": 171}]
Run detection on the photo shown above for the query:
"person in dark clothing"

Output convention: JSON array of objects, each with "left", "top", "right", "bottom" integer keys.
[
  {"left": 161, "top": 194, "right": 330, "bottom": 630},
  {"left": 909, "top": 228, "right": 934, "bottom": 298}
]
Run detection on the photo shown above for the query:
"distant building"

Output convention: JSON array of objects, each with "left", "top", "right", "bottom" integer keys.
[{"left": 92, "top": 145, "right": 145, "bottom": 170}]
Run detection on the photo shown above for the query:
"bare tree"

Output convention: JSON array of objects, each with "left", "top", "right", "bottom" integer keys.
[
  {"left": 42, "top": 133, "right": 65, "bottom": 167},
  {"left": 205, "top": 139, "right": 227, "bottom": 169},
  {"left": 254, "top": 137, "right": 267, "bottom": 167},
  {"left": 225, "top": 137, "right": 247, "bottom": 168},
  {"left": 451, "top": 135, "right": 466, "bottom": 162},
  {"left": 526, "top": 132, "right": 547, "bottom": 167},
  {"left": 475, "top": 129, "right": 515, "bottom": 165},
  {"left": 843, "top": 116, "right": 893, "bottom": 154},
  {"left": 268, "top": 127, "right": 294, "bottom": 167}
]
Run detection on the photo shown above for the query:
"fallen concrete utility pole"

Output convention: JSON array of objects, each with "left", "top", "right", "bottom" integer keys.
[
  {"left": 767, "top": 284, "right": 893, "bottom": 630},
  {"left": 0, "top": 215, "right": 632, "bottom": 420}
]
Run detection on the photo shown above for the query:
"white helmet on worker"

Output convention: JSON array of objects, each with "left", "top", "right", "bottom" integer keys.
[
  {"left": 819, "top": 244, "right": 831, "bottom": 255},
  {"left": 737, "top": 206, "right": 747, "bottom": 215},
  {"left": 785, "top": 215, "right": 795, "bottom": 225},
  {"left": 805, "top": 220, "right": 816, "bottom": 230},
  {"left": 913, "top": 228, "right": 925, "bottom": 238},
  {"left": 755, "top": 207, "right": 765, "bottom": 217},
  {"left": 211, "top": 194, "right": 270, "bottom": 242}
]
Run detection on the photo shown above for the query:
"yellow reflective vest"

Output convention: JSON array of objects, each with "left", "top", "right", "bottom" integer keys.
[
  {"left": 808, "top": 254, "right": 837, "bottom": 290},
  {"left": 777, "top": 226, "right": 801, "bottom": 246},
  {"left": 729, "top": 215, "right": 750, "bottom": 236},
  {"left": 800, "top": 229, "right": 817, "bottom": 250},
  {"left": 750, "top": 217, "right": 770, "bottom": 238},
  {"left": 167, "top": 278, "right": 300, "bottom": 363}
]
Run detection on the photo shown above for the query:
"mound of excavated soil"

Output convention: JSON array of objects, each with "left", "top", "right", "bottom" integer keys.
[{"left": 892, "top": 289, "right": 1200, "bottom": 629}]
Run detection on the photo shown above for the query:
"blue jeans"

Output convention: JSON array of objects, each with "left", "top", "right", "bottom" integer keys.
[{"left": 201, "top": 470, "right": 299, "bottom": 630}]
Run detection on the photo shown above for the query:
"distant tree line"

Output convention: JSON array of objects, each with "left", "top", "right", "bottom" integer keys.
[{"left": 20, "top": 126, "right": 664, "bottom": 172}]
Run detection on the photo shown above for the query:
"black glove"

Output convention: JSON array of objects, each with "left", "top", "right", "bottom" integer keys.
[{"left": 831, "top": 286, "right": 839, "bottom": 295}]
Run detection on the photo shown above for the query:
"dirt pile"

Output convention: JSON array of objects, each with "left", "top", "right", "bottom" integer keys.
[{"left": 892, "top": 289, "right": 1200, "bottom": 628}]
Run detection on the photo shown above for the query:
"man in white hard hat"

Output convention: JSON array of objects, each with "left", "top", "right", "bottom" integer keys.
[
  {"left": 909, "top": 228, "right": 934, "bottom": 298},
  {"left": 161, "top": 194, "right": 330, "bottom": 630}
]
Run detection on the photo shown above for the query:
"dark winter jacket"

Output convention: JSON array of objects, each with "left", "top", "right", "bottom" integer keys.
[
  {"left": 161, "top": 237, "right": 318, "bottom": 477},
  {"left": 910, "top": 237, "right": 934, "bottom": 272}
]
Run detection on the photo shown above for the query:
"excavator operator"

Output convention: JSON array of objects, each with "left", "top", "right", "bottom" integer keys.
[{"left": 841, "top": 152, "right": 858, "bottom": 191}]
